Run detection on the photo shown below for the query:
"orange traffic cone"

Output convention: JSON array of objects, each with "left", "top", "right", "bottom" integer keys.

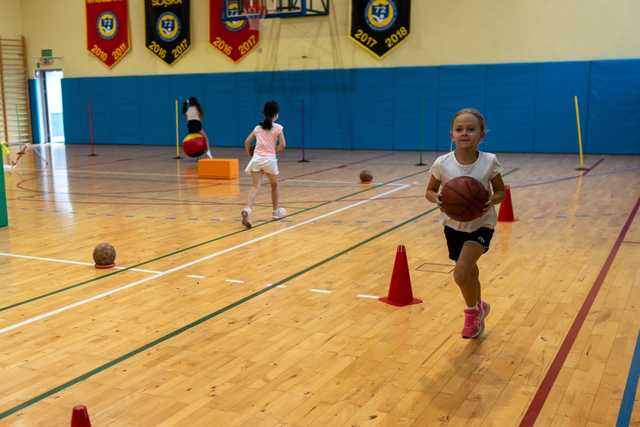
[
  {"left": 71, "top": 405, "right": 92, "bottom": 427},
  {"left": 379, "top": 245, "right": 422, "bottom": 306},
  {"left": 498, "top": 185, "right": 516, "bottom": 222}
]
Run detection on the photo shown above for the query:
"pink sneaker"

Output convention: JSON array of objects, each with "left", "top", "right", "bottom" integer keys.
[{"left": 461, "top": 301, "right": 490, "bottom": 339}]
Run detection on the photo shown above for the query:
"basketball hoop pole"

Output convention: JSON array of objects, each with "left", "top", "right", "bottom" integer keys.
[
  {"left": 299, "top": 99, "right": 309, "bottom": 163},
  {"left": 88, "top": 101, "right": 97, "bottom": 157},
  {"left": 174, "top": 98, "right": 182, "bottom": 159}
]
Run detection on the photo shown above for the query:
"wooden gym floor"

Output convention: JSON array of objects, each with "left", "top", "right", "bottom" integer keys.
[{"left": 0, "top": 144, "right": 639, "bottom": 426}]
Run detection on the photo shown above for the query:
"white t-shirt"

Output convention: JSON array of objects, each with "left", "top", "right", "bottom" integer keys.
[
  {"left": 185, "top": 105, "right": 201, "bottom": 121},
  {"left": 429, "top": 151, "right": 503, "bottom": 232},
  {"left": 253, "top": 123, "right": 283, "bottom": 158}
]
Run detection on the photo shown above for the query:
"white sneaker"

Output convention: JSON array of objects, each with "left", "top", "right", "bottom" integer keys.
[
  {"left": 241, "top": 208, "right": 252, "bottom": 228},
  {"left": 272, "top": 207, "right": 286, "bottom": 220},
  {"left": 206, "top": 150, "right": 213, "bottom": 159}
]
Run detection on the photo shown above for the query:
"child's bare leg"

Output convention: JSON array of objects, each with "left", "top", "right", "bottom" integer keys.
[
  {"left": 13, "top": 145, "right": 28, "bottom": 165},
  {"left": 246, "top": 172, "right": 262, "bottom": 209},
  {"left": 453, "top": 242, "right": 484, "bottom": 307},
  {"left": 266, "top": 173, "right": 279, "bottom": 211},
  {"left": 201, "top": 130, "right": 212, "bottom": 158},
  {"left": 241, "top": 172, "right": 262, "bottom": 228},
  {"left": 471, "top": 263, "right": 481, "bottom": 305}
]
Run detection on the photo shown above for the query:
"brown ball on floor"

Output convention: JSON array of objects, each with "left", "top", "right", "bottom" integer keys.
[
  {"left": 93, "top": 242, "right": 116, "bottom": 269},
  {"left": 359, "top": 170, "right": 373, "bottom": 183}
]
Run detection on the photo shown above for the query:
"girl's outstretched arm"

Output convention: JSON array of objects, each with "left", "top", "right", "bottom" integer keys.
[
  {"left": 244, "top": 131, "right": 255, "bottom": 156},
  {"left": 277, "top": 132, "right": 286, "bottom": 152},
  {"left": 425, "top": 175, "right": 442, "bottom": 206},
  {"left": 487, "top": 174, "right": 505, "bottom": 206}
]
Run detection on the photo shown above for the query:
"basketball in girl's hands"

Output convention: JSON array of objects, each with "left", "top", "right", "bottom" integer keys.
[
  {"left": 440, "top": 176, "right": 490, "bottom": 222},
  {"left": 182, "top": 133, "right": 207, "bottom": 158}
]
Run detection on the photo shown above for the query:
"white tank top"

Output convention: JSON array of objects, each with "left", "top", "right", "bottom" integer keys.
[{"left": 185, "top": 105, "right": 201, "bottom": 121}]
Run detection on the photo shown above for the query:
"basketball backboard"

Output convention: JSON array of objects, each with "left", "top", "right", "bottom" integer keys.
[{"left": 223, "top": 0, "right": 329, "bottom": 20}]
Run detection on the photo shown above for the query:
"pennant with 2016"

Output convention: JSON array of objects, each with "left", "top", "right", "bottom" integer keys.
[
  {"left": 145, "top": 0, "right": 191, "bottom": 65},
  {"left": 85, "top": 0, "right": 130, "bottom": 67},
  {"left": 209, "top": 0, "right": 260, "bottom": 63},
  {"left": 350, "top": 0, "right": 411, "bottom": 59}
]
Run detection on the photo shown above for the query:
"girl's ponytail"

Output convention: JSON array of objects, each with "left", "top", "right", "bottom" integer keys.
[
  {"left": 260, "top": 116, "right": 273, "bottom": 130},
  {"left": 259, "top": 100, "right": 279, "bottom": 130}
]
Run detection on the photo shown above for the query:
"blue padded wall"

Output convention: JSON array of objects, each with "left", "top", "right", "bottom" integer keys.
[
  {"left": 533, "top": 62, "right": 590, "bottom": 153},
  {"left": 484, "top": 63, "right": 537, "bottom": 153},
  {"left": 588, "top": 60, "right": 640, "bottom": 154},
  {"left": 437, "top": 65, "right": 486, "bottom": 151},
  {"left": 0, "top": 155, "right": 7, "bottom": 227},
  {"left": 28, "top": 80, "right": 43, "bottom": 144},
  {"left": 58, "top": 59, "right": 640, "bottom": 154}
]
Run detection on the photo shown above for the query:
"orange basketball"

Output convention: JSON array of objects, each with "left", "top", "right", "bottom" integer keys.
[
  {"left": 183, "top": 133, "right": 207, "bottom": 158},
  {"left": 440, "top": 176, "right": 490, "bottom": 222}
]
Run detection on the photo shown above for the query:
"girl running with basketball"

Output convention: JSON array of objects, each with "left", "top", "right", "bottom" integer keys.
[
  {"left": 425, "top": 108, "right": 505, "bottom": 339},
  {"left": 241, "top": 100, "right": 287, "bottom": 228},
  {"left": 182, "top": 96, "right": 212, "bottom": 159}
]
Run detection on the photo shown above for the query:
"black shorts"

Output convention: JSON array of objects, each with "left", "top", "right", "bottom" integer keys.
[
  {"left": 187, "top": 120, "right": 202, "bottom": 133},
  {"left": 444, "top": 226, "right": 494, "bottom": 261}
]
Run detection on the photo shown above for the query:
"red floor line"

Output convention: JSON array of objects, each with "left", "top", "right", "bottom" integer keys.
[
  {"left": 283, "top": 152, "right": 396, "bottom": 181},
  {"left": 519, "top": 196, "right": 640, "bottom": 427}
]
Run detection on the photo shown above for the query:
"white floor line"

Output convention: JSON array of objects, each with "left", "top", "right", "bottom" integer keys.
[
  {"left": 12, "top": 167, "right": 189, "bottom": 178},
  {"left": 187, "top": 275, "right": 206, "bottom": 279},
  {"left": 115, "top": 266, "right": 162, "bottom": 274},
  {"left": 0, "top": 184, "right": 409, "bottom": 335},
  {"left": 0, "top": 252, "right": 162, "bottom": 274},
  {"left": 286, "top": 179, "right": 408, "bottom": 187},
  {"left": 310, "top": 289, "right": 333, "bottom": 294},
  {"left": 357, "top": 294, "right": 380, "bottom": 300},
  {"left": 225, "top": 279, "right": 245, "bottom": 284},
  {"left": 286, "top": 179, "right": 355, "bottom": 185}
]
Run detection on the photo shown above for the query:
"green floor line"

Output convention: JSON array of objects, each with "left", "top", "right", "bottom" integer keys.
[
  {"left": 0, "top": 207, "right": 439, "bottom": 420},
  {"left": 0, "top": 170, "right": 426, "bottom": 313},
  {"left": 0, "top": 168, "right": 518, "bottom": 419}
]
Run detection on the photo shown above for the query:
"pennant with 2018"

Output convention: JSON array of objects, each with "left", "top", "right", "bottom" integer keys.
[
  {"left": 350, "top": 0, "right": 411, "bottom": 59},
  {"left": 85, "top": 0, "right": 130, "bottom": 68},
  {"left": 145, "top": 0, "right": 191, "bottom": 65}
]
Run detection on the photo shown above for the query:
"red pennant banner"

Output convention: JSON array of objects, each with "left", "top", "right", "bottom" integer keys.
[
  {"left": 86, "top": 0, "right": 130, "bottom": 68},
  {"left": 209, "top": 0, "right": 259, "bottom": 63}
]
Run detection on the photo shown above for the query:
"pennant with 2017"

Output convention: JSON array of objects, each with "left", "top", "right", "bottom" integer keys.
[
  {"left": 350, "top": 0, "right": 411, "bottom": 59},
  {"left": 85, "top": 0, "right": 130, "bottom": 68},
  {"left": 209, "top": 0, "right": 260, "bottom": 63},
  {"left": 145, "top": 0, "right": 191, "bottom": 65}
]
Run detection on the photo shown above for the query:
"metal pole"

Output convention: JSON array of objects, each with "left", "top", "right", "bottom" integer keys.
[
  {"left": 88, "top": 100, "right": 96, "bottom": 156},
  {"left": 416, "top": 97, "right": 426, "bottom": 166},
  {"left": 298, "top": 99, "right": 309, "bottom": 163}
]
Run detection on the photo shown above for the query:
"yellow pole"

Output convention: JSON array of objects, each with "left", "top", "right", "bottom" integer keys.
[
  {"left": 174, "top": 99, "right": 181, "bottom": 159},
  {"left": 574, "top": 95, "right": 586, "bottom": 170}
]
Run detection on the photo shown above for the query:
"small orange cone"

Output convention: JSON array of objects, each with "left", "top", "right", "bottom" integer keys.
[
  {"left": 379, "top": 245, "right": 422, "bottom": 306},
  {"left": 498, "top": 185, "right": 516, "bottom": 222},
  {"left": 71, "top": 405, "right": 92, "bottom": 427}
]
